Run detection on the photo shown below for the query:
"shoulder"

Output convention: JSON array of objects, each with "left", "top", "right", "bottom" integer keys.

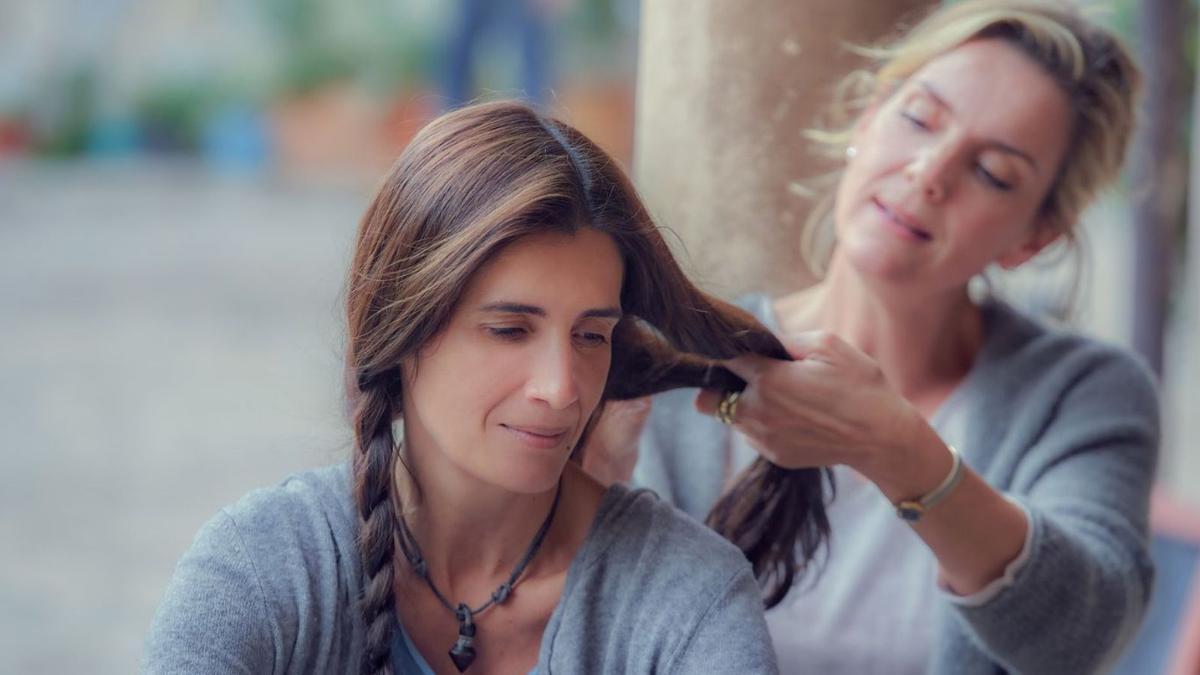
[
  {"left": 977, "top": 299, "right": 1157, "bottom": 412},
  {"left": 172, "top": 462, "right": 356, "bottom": 576},
  {"left": 219, "top": 462, "right": 357, "bottom": 553},
  {"left": 586, "top": 484, "right": 755, "bottom": 595},
  {"left": 215, "top": 462, "right": 361, "bottom": 604},
  {"left": 181, "top": 461, "right": 359, "bottom": 599},
  {"left": 144, "top": 463, "right": 361, "bottom": 672},
  {"left": 547, "top": 485, "right": 775, "bottom": 672},
  {"left": 962, "top": 300, "right": 1160, "bottom": 490}
]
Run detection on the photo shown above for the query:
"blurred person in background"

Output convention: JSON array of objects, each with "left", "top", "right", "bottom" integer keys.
[
  {"left": 443, "top": 0, "right": 571, "bottom": 109},
  {"left": 141, "top": 100, "right": 832, "bottom": 675},
  {"left": 586, "top": 1, "right": 1160, "bottom": 673}
]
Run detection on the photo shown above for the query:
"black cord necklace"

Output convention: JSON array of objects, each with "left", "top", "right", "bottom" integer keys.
[{"left": 395, "top": 482, "right": 562, "bottom": 673}]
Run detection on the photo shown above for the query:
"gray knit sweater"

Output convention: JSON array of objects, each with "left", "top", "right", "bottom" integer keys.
[
  {"left": 636, "top": 295, "right": 1160, "bottom": 675},
  {"left": 142, "top": 465, "right": 779, "bottom": 674}
]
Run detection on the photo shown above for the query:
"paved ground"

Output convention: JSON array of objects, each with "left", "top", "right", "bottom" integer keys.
[
  {"left": 0, "top": 160, "right": 367, "bottom": 673},
  {"left": 0, "top": 159, "right": 1194, "bottom": 673}
]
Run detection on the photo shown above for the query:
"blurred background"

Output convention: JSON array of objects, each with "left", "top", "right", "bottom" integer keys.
[{"left": 0, "top": 0, "right": 1196, "bottom": 673}]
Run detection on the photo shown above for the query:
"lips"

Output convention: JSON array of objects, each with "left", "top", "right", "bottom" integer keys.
[
  {"left": 501, "top": 423, "right": 572, "bottom": 450},
  {"left": 873, "top": 198, "right": 932, "bottom": 242}
]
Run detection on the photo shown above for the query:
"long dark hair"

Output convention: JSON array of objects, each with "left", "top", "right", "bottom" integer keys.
[{"left": 346, "top": 100, "right": 829, "bottom": 674}]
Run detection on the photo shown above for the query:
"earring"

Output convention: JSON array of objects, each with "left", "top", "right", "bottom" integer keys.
[{"left": 846, "top": 145, "right": 858, "bottom": 160}]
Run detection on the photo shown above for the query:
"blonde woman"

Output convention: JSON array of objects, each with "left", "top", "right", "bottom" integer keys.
[{"left": 603, "top": 1, "right": 1159, "bottom": 673}]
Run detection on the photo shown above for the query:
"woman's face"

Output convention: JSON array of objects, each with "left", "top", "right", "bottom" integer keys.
[
  {"left": 402, "top": 228, "right": 624, "bottom": 495},
  {"left": 834, "top": 38, "right": 1074, "bottom": 291}
]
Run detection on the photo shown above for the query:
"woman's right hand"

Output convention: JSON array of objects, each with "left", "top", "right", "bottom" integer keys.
[
  {"left": 695, "top": 331, "right": 931, "bottom": 483},
  {"left": 580, "top": 397, "right": 652, "bottom": 486}
]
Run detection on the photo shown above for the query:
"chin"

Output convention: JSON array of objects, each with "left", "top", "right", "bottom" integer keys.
[
  {"left": 842, "top": 237, "right": 924, "bottom": 284},
  {"left": 481, "top": 455, "right": 569, "bottom": 495}
]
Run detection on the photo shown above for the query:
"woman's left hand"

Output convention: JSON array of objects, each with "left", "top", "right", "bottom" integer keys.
[{"left": 696, "top": 331, "right": 928, "bottom": 475}]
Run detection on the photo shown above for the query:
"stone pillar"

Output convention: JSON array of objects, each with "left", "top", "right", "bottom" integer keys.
[
  {"left": 1161, "top": 3, "right": 1200, "bottom": 508},
  {"left": 1129, "top": 0, "right": 1188, "bottom": 377},
  {"left": 633, "top": 0, "right": 936, "bottom": 298}
]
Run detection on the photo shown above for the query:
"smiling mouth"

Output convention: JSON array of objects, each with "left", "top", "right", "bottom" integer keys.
[
  {"left": 501, "top": 424, "right": 571, "bottom": 450},
  {"left": 873, "top": 198, "right": 933, "bottom": 241}
]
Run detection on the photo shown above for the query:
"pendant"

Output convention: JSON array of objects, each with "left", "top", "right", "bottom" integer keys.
[
  {"left": 448, "top": 604, "right": 477, "bottom": 672},
  {"left": 448, "top": 635, "right": 476, "bottom": 672}
]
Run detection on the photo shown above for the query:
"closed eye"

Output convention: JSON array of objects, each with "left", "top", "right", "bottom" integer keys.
[
  {"left": 486, "top": 326, "right": 529, "bottom": 341},
  {"left": 975, "top": 165, "right": 1013, "bottom": 191},
  {"left": 901, "top": 111, "right": 931, "bottom": 131}
]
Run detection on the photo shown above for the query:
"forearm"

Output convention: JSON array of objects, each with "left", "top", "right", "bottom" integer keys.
[
  {"left": 853, "top": 415, "right": 1027, "bottom": 595},
  {"left": 852, "top": 413, "right": 1153, "bottom": 673},
  {"left": 947, "top": 505, "right": 1152, "bottom": 674}
]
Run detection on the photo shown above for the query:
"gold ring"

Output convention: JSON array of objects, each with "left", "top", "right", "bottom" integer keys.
[{"left": 716, "top": 390, "right": 741, "bottom": 426}]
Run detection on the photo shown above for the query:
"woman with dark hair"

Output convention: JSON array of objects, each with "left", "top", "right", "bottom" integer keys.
[
  {"left": 142, "top": 100, "right": 828, "bottom": 674},
  {"left": 593, "top": 1, "right": 1159, "bottom": 673}
]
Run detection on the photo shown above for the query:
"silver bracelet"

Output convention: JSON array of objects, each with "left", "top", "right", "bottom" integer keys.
[{"left": 894, "top": 444, "right": 963, "bottom": 522}]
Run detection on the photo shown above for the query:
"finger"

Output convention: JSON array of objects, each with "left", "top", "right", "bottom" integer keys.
[
  {"left": 783, "top": 331, "right": 841, "bottom": 362},
  {"left": 722, "top": 354, "right": 772, "bottom": 381},
  {"left": 694, "top": 388, "right": 721, "bottom": 416},
  {"left": 696, "top": 388, "right": 754, "bottom": 428},
  {"left": 786, "top": 332, "right": 881, "bottom": 376}
]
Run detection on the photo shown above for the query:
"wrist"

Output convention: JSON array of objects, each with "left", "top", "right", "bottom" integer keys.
[
  {"left": 851, "top": 407, "right": 953, "bottom": 504},
  {"left": 894, "top": 444, "right": 962, "bottom": 521}
]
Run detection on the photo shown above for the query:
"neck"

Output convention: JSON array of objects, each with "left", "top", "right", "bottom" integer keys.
[
  {"left": 781, "top": 252, "right": 983, "bottom": 399},
  {"left": 395, "top": 437, "right": 562, "bottom": 599}
]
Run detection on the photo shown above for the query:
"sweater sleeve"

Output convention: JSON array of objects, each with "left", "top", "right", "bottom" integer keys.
[
  {"left": 945, "top": 347, "right": 1159, "bottom": 675},
  {"left": 141, "top": 510, "right": 276, "bottom": 675},
  {"left": 667, "top": 566, "right": 780, "bottom": 675}
]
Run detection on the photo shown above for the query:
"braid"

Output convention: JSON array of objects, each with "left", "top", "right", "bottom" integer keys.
[{"left": 353, "top": 383, "right": 399, "bottom": 675}]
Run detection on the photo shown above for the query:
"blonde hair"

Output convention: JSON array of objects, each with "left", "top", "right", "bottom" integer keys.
[{"left": 802, "top": 0, "right": 1140, "bottom": 276}]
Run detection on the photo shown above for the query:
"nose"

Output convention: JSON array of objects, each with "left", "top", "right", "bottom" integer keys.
[
  {"left": 525, "top": 338, "right": 581, "bottom": 410},
  {"left": 904, "top": 140, "right": 955, "bottom": 203}
]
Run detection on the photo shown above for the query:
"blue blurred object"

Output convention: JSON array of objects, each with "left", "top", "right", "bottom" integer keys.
[
  {"left": 201, "top": 103, "right": 271, "bottom": 174},
  {"left": 86, "top": 116, "right": 142, "bottom": 157},
  {"left": 1111, "top": 499, "right": 1200, "bottom": 674}
]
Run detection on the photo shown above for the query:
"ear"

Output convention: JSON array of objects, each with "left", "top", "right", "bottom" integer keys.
[{"left": 995, "top": 214, "right": 1065, "bottom": 270}]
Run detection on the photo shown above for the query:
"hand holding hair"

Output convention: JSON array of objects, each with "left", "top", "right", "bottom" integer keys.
[{"left": 695, "top": 331, "right": 929, "bottom": 478}]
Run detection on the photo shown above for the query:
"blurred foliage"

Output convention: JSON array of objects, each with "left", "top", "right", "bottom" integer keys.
[
  {"left": 260, "top": 0, "right": 437, "bottom": 98},
  {"left": 136, "top": 78, "right": 234, "bottom": 153},
  {"left": 11, "top": 0, "right": 646, "bottom": 157},
  {"left": 261, "top": 0, "right": 357, "bottom": 96},
  {"left": 37, "top": 67, "right": 97, "bottom": 156},
  {"left": 562, "top": 0, "right": 639, "bottom": 75}
]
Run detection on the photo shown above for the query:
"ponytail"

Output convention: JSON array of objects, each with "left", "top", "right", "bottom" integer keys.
[{"left": 606, "top": 295, "right": 831, "bottom": 609}]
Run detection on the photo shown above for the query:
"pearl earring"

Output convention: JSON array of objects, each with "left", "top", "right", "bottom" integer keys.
[{"left": 846, "top": 145, "right": 858, "bottom": 159}]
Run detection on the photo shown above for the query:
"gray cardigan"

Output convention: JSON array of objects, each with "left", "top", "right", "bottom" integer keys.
[
  {"left": 142, "top": 464, "right": 779, "bottom": 674},
  {"left": 636, "top": 295, "right": 1159, "bottom": 675}
]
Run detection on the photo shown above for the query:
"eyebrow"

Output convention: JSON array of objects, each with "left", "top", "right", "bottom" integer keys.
[
  {"left": 478, "top": 302, "right": 623, "bottom": 320},
  {"left": 916, "top": 81, "right": 1040, "bottom": 174}
]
